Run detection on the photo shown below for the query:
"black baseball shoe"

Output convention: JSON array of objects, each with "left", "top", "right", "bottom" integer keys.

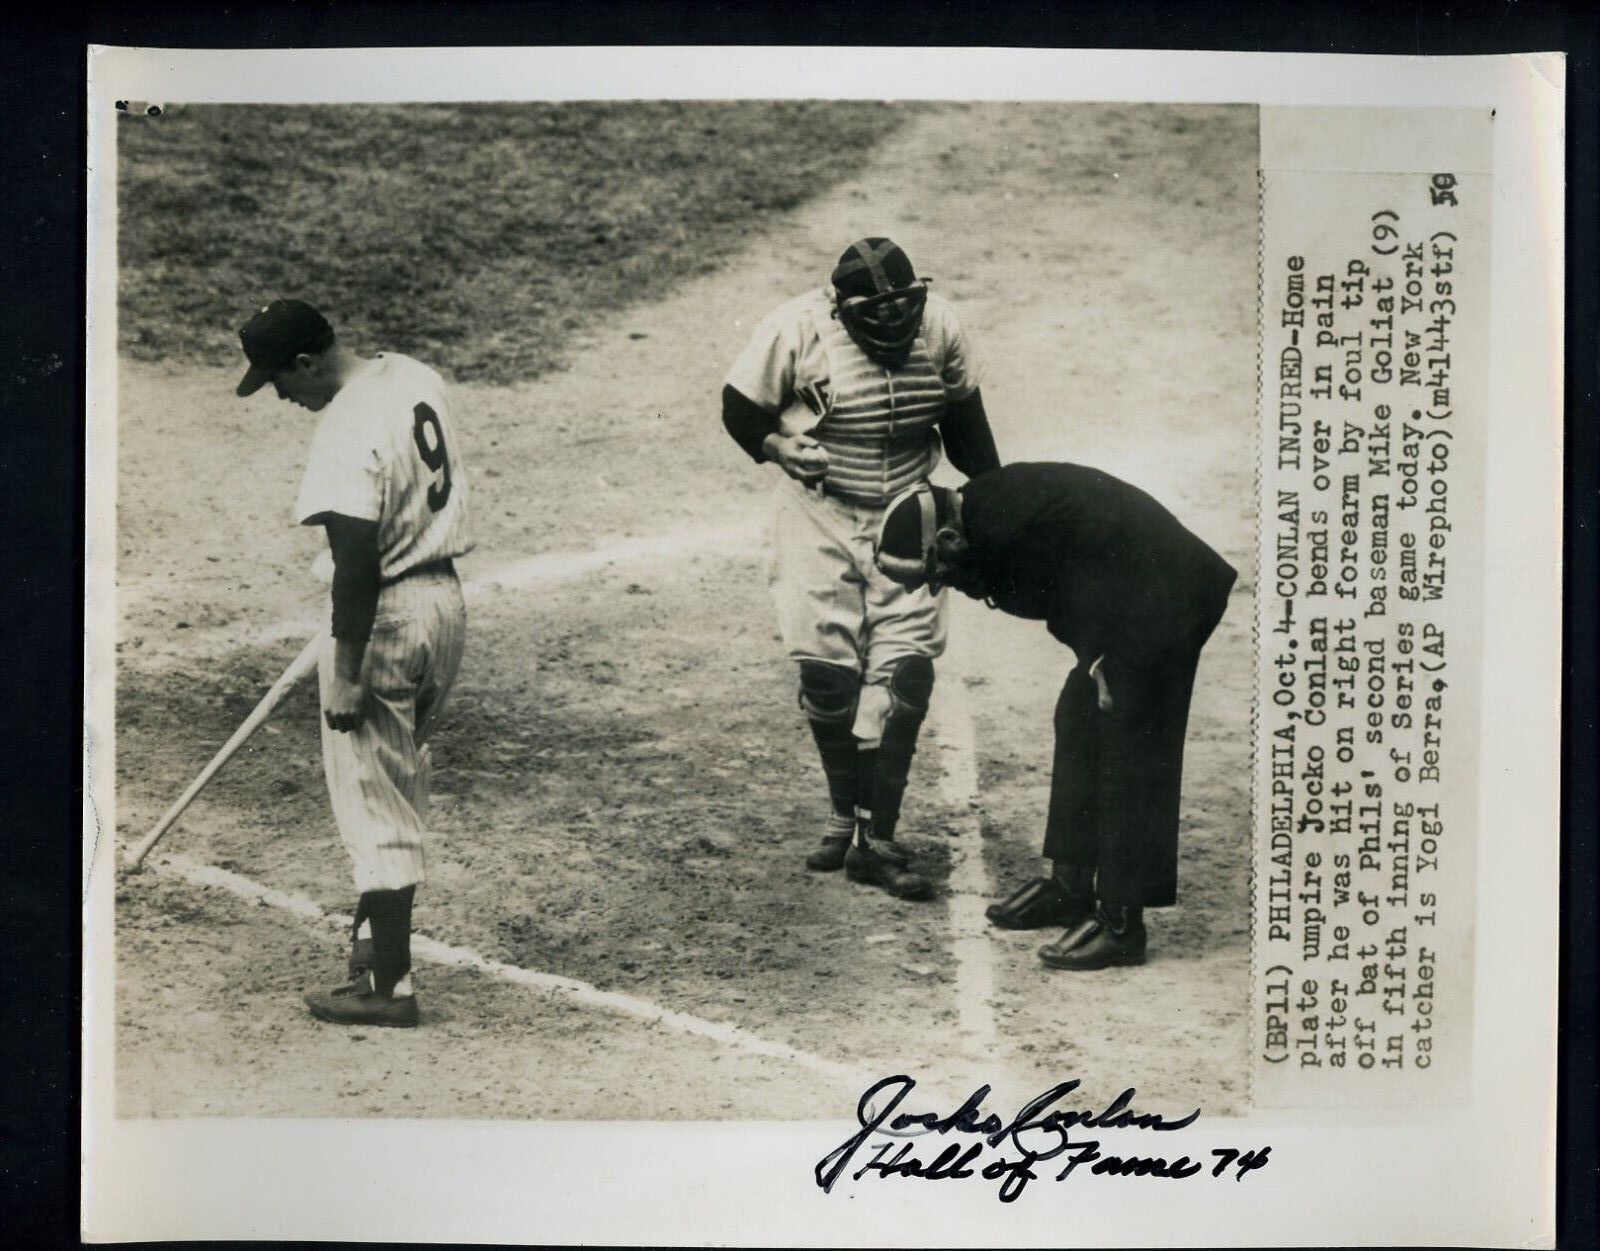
[
  {"left": 1038, "top": 905, "right": 1147, "bottom": 971},
  {"left": 805, "top": 832, "right": 853, "bottom": 872},
  {"left": 304, "top": 970, "right": 419, "bottom": 1028},
  {"left": 844, "top": 837, "right": 933, "bottom": 900}
]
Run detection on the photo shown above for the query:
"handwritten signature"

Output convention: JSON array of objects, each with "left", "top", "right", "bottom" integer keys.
[{"left": 816, "top": 1075, "right": 1270, "bottom": 1202}]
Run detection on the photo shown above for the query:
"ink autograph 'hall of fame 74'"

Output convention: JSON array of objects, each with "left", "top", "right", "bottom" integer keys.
[{"left": 816, "top": 1076, "right": 1273, "bottom": 1203}]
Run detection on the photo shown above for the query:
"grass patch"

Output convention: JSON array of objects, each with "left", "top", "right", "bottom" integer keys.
[{"left": 117, "top": 102, "right": 909, "bottom": 385}]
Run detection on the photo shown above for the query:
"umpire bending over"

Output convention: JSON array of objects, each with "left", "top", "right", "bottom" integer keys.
[{"left": 874, "top": 463, "right": 1236, "bottom": 970}]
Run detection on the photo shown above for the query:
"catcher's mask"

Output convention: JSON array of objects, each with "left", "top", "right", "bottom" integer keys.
[
  {"left": 831, "top": 237, "right": 929, "bottom": 369},
  {"left": 875, "top": 482, "right": 944, "bottom": 588}
]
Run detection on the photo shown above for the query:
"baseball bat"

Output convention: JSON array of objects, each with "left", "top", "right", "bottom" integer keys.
[{"left": 123, "top": 633, "right": 323, "bottom": 870}]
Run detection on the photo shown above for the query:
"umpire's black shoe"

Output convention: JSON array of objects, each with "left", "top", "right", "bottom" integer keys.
[
  {"left": 986, "top": 878, "right": 1093, "bottom": 930},
  {"left": 1038, "top": 906, "right": 1147, "bottom": 971},
  {"left": 805, "top": 833, "right": 853, "bottom": 872},
  {"left": 845, "top": 838, "right": 933, "bottom": 900},
  {"left": 1036, "top": 914, "right": 1103, "bottom": 962},
  {"left": 304, "top": 971, "right": 419, "bottom": 1028}
]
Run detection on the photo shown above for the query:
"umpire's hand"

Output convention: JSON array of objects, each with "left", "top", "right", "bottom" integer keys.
[{"left": 763, "top": 432, "right": 830, "bottom": 486}]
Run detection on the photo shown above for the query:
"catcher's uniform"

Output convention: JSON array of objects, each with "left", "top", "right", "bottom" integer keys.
[
  {"left": 727, "top": 288, "right": 981, "bottom": 711},
  {"left": 295, "top": 352, "right": 473, "bottom": 892}
]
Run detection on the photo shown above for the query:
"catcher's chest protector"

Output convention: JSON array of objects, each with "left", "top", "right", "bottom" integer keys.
[{"left": 809, "top": 314, "right": 945, "bottom": 506}]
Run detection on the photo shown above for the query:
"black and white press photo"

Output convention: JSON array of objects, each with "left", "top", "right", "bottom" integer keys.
[{"left": 82, "top": 47, "right": 1563, "bottom": 1248}]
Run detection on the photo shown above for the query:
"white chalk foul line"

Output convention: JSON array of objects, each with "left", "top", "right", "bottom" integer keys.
[
  {"left": 925, "top": 623, "right": 999, "bottom": 1061},
  {"left": 157, "top": 853, "right": 874, "bottom": 1089}
]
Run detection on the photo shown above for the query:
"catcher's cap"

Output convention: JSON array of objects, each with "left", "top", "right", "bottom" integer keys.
[
  {"left": 875, "top": 482, "right": 953, "bottom": 583},
  {"left": 236, "top": 298, "right": 335, "bottom": 396},
  {"left": 831, "top": 237, "right": 917, "bottom": 299}
]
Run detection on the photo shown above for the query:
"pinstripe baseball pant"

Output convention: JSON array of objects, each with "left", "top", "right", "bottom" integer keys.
[{"left": 317, "top": 567, "right": 467, "bottom": 893}]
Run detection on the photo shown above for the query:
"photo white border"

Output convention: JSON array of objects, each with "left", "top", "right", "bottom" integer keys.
[{"left": 83, "top": 46, "right": 1563, "bottom": 1246}]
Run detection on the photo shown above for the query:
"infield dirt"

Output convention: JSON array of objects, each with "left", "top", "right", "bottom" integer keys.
[{"left": 109, "top": 102, "right": 1257, "bottom": 1120}]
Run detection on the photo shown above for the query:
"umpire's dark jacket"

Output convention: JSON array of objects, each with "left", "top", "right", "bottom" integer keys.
[{"left": 960, "top": 462, "right": 1237, "bottom": 907}]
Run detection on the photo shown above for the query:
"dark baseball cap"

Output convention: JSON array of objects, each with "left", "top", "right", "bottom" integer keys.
[{"left": 236, "top": 298, "right": 335, "bottom": 396}]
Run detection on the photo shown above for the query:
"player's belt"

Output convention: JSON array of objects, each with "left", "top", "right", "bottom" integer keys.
[{"left": 383, "top": 557, "right": 456, "bottom": 586}]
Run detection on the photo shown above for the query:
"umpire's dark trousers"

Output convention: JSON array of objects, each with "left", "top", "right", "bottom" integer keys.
[{"left": 1042, "top": 594, "right": 1231, "bottom": 909}]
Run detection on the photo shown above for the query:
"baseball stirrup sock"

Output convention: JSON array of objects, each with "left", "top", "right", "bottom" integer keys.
[
  {"left": 853, "top": 748, "right": 879, "bottom": 844},
  {"left": 362, "top": 885, "right": 417, "bottom": 997}
]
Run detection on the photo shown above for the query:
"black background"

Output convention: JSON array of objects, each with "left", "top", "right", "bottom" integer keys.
[{"left": 5, "top": 2, "right": 1593, "bottom": 1247}]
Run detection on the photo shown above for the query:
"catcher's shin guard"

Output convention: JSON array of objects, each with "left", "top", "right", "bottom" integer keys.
[
  {"left": 868, "top": 655, "right": 935, "bottom": 840},
  {"left": 798, "top": 660, "right": 862, "bottom": 818}
]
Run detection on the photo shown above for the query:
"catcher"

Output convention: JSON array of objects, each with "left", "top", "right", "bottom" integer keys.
[
  {"left": 873, "top": 463, "right": 1236, "bottom": 969},
  {"left": 721, "top": 238, "right": 1000, "bottom": 900}
]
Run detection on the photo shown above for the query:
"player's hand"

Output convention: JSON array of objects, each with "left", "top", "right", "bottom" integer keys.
[
  {"left": 765, "top": 432, "right": 830, "bottom": 486},
  {"left": 324, "top": 671, "right": 367, "bottom": 732}
]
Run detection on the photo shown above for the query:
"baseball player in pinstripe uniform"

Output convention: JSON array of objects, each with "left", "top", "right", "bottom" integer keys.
[
  {"left": 236, "top": 298, "right": 473, "bottom": 1027},
  {"left": 721, "top": 239, "right": 1000, "bottom": 899}
]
